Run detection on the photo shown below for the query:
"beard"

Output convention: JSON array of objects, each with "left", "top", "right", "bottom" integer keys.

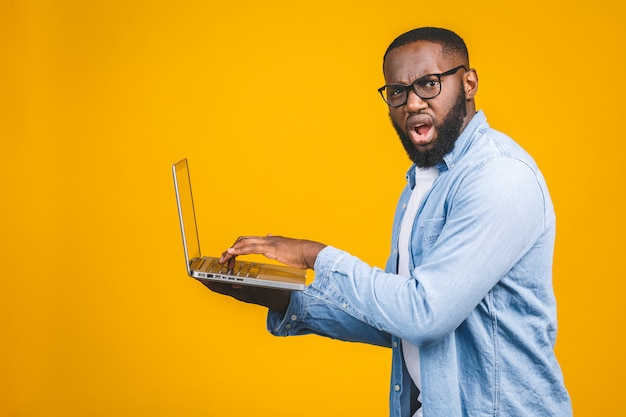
[{"left": 392, "top": 88, "right": 467, "bottom": 168}]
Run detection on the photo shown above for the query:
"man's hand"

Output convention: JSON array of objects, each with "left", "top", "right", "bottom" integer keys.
[
  {"left": 219, "top": 235, "right": 326, "bottom": 270},
  {"left": 201, "top": 281, "right": 292, "bottom": 314},
  {"left": 201, "top": 235, "right": 326, "bottom": 313}
]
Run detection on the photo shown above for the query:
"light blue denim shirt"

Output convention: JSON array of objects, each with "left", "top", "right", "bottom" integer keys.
[{"left": 268, "top": 111, "right": 572, "bottom": 416}]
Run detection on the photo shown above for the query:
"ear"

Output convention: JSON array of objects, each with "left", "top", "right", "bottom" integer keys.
[{"left": 464, "top": 68, "right": 478, "bottom": 99}]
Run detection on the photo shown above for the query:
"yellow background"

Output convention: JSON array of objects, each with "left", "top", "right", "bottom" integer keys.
[{"left": 1, "top": 0, "right": 624, "bottom": 415}]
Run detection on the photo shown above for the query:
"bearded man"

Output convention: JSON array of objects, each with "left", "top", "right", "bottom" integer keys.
[{"left": 205, "top": 27, "right": 572, "bottom": 417}]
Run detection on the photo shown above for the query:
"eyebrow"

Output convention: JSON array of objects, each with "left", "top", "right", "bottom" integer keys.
[
  {"left": 387, "top": 67, "right": 441, "bottom": 85},
  {"left": 395, "top": 65, "right": 467, "bottom": 84}
]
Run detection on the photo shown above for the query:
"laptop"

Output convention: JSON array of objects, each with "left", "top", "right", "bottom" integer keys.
[{"left": 172, "top": 158, "right": 307, "bottom": 291}]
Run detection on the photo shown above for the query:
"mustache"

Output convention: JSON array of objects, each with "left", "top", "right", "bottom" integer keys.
[{"left": 388, "top": 88, "right": 467, "bottom": 168}]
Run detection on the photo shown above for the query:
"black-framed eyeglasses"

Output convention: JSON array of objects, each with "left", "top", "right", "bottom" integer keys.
[{"left": 377, "top": 65, "right": 467, "bottom": 107}]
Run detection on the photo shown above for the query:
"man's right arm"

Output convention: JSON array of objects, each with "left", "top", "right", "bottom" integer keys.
[
  {"left": 204, "top": 234, "right": 393, "bottom": 347},
  {"left": 202, "top": 278, "right": 393, "bottom": 348},
  {"left": 267, "top": 288, "right": 393, "bottom": 348}
]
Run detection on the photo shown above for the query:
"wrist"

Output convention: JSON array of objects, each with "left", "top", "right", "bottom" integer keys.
[
  {"left": 305, "top": 241, "right": 327, "bottom": 269},
  {"left": 268, "top": 291, "right": 291, "bottom": 315}
]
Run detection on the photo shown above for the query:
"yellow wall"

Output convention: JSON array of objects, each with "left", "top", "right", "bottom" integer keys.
[{"left": 2, "top": 1, "right": 624, "bottom": 415}]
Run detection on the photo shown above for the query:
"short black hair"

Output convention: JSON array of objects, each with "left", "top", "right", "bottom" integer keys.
[{"left": 383, "top": 27, "right": 469, "bottom": 68}]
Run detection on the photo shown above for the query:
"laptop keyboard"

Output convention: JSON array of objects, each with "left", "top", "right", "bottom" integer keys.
[{"left": 204, "top": 258, "right": 260, "bottom": 278}]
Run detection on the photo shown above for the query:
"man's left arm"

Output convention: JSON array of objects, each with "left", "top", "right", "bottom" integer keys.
[{"left": 310, "top": 157, "right": 551, "bottom": 347}]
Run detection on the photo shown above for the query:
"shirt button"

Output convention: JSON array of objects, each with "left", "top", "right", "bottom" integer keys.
[
  {"left": 341, "top": 302, "right": 348, "bottom": 309},
  {"left": 394, "top": 385, "right": 401, "bottom": 392},
  {"left": 285, "top": 323, "right": 292, "bottom": 330},
  {"left": 290, "top": 315, "right": 297, "bottom": 321},
  {"left": 393, "top": 341, "right": 398, "bottom": 348}
]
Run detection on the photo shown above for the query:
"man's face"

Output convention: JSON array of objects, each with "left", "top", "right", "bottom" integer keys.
[{"left": 383, "top": 41, "right": 473, "bottom": 168}]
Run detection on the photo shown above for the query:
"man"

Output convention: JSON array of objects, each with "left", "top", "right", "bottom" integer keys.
[{"left": 207, "top": 27, "right": 572, "bottom": 416}]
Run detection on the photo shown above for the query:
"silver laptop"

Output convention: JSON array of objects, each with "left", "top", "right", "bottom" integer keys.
[{"left": 172, "top": 158, "right": 307, "bottom": 291}]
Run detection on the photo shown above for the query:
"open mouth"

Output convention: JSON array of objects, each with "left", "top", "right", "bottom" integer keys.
[{"left": 409, "top": 120, "right": 434, "bottom": 147}]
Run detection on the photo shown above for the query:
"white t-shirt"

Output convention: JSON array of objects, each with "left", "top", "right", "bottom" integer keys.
[{"left": 398, "top": 167, "right": 438, "bottom": 417}]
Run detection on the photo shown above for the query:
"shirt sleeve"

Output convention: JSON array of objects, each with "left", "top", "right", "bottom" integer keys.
[
  {"left": 267, "top": 278, "right": 393, "bottom": 348},
  {"left": 307, "top": 157, "right": 551, "bottom": 347}
]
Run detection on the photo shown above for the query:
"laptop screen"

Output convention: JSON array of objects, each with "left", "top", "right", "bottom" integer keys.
[{"left": 173, "top": 159, "right": 201, "bottom": 271}]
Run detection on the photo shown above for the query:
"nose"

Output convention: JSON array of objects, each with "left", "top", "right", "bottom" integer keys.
[{"left": 405, "top": 89, "right": 428, "bottom": 112}]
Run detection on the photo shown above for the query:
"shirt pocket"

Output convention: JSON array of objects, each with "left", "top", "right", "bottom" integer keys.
[{"left": 421, "top": 217, "right": 445, "bottom": 247}]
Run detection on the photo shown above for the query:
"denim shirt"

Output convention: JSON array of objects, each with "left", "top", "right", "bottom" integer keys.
[{"left": 267, "top": 111, "right": 572, "bottom": 416}]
